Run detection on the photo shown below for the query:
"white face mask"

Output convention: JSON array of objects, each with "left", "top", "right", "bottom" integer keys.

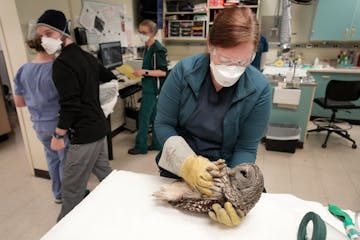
[
  {"left": 210, "top": 62, "right": 246, "bottom": 87},
  {"left": 41, "top": 36, "right": 62, "bottom": 55},
  {"left": 140, "top": 34, "right": 150, "bottom": 43}
]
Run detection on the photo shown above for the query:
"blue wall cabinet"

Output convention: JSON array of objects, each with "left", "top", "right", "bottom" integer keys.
[
  {"left": 309, "top": 71, "right": 360, "bottom": 121},
  {"left": 311, "top": 0, "right": 360, "bottom": 41}
]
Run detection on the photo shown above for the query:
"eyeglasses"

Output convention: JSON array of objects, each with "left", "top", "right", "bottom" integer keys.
[{"left": 211, "top": 45, "right": 255, "bottom": 67}]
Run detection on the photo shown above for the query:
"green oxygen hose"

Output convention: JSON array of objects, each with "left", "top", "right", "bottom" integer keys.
[
  {"left": 328, "top": 204, "right": 360, "bottom": 240},
  {"left": 297, "top": 212, "right": 327, "bottom": 240}
]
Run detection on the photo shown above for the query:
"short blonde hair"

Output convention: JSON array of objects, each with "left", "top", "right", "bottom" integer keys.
[
  {"left": 209, "top": 7, "right": 259, "bottom": 49},
  {"left": 139, "top": 19, "right": 158, "bottom": 34}
]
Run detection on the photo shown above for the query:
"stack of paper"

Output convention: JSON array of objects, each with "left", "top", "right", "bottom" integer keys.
[{"left": 116, "top": 64, "right": 141, "bottom": 80}]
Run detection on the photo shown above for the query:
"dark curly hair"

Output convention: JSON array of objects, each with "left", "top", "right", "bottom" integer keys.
[{"left": 26, "top": 35, "right": 45, "bottom": 52}]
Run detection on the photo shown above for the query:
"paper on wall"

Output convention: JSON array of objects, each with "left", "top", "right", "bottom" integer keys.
[
  {"left": 79, "top": 6, "right": 96, "bottom": 32},
  {"left": 79, "top": 1, "right": 133, "bottom": 46}
]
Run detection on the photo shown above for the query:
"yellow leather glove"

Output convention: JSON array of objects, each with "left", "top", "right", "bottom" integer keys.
[
  {"left": 208, "top": 202, "right": 244, "bottom": 227},
  {"left": 179, "top": 155, "right": 217, "bottom": 196}
]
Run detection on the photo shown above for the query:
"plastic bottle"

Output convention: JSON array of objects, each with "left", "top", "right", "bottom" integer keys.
[
  {"left": 349, "top": 50, "right": 354, "bottom": 65},
  {"left": 314, "top": 57, "right": 319, "bottom": 67},
  {"left": 296, "top": 54, "right": 302, "bottom": 65},
  {"left": 285, "top": 69, "right": 294, "bottom": 82},
  {"left": 337, "top": 51, "right": 342, "bottom": 64},
  {"left": 340, "top": 51, "right": 347, "bottom": 64},
  {"left": 121, "top": 16, "right": 125, "bottom": 32}
]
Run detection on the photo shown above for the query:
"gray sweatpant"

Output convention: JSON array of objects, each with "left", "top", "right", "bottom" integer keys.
[{"left": 57, "top": 137, "right": 112, "bottom": 221}]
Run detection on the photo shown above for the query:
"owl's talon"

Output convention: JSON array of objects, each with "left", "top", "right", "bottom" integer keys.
[
  {"left": 214, "top": 178, "right": 222, "bottom": 183},
  {"left": 209, "top": 169, "right": 223, "bottom": 178},
  {"left": 210, "top": 185, "right": 222, "bottom": 192}
]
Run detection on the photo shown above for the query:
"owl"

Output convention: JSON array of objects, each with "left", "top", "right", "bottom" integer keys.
[{"left": 153, "top": 160, "right": 264, "bottom": 217}]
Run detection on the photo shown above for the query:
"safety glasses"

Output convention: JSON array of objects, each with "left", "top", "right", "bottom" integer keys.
[{"left": 211, "top": 45, "right": 255, "bottom": 67}]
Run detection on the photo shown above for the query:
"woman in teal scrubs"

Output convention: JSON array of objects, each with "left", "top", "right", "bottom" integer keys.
[
  {"left": 154, "top": 8, "right": 271, "bottom": 226},
  {"left": 128, "top": 20, "right": 168, "bottom": 155}
]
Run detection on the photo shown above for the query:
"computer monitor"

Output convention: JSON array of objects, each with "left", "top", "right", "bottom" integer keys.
[{"left": 99, "top": 41, "right": 123, "bottom": 70}]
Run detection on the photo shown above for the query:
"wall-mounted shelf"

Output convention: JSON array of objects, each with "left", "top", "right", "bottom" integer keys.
[
  {"left": 164, "top": 37, "right": 208, "bottom": 41},
  {"left": 165, "top": 11, "right": 207, "bottom": 15},
  {"left": 163, "top": 0, "right": 261, "bottom": 41},
  {"left": 167, "top": 20, "right": 207, "bottom": 39}
]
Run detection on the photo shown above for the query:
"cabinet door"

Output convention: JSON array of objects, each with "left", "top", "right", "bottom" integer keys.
[
  {"left": 311, "top": 0, "right": 357, "bottom": 41},
  {"left": 269, "top": 83, "right": 316, "bottom": 144}
]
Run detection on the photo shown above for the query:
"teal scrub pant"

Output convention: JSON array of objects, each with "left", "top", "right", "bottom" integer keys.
[{"left": 135, "top": 92, "right": 160, "bottom": 153}]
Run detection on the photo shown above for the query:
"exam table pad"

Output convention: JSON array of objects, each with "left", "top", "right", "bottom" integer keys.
[{"left": 41, "top": 170, "right": 352, "bottom": 240}]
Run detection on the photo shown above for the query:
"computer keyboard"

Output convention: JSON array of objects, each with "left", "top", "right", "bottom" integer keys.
[
  {"left": 119, "top": 85, "right": 142, "bottom": 99},
  {"left": 111, "top": 69, "right": 120, "bottom": 76}
]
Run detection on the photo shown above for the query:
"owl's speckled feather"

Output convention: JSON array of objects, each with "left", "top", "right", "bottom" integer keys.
[{"left": 153, "top": 160, "right": 264, "bottom": 216}]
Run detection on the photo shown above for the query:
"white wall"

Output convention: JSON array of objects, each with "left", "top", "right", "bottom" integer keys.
[
  {"left": 0, "top": 0, "right": 41, "bottom": 173},
  {"left": 261, "top": 0, "right": 282, "bottom": 16},
  {"left": 15, "top": 0, "right": 72, "bottom": 41},
  {"left": 261, "top": 1, "right": 316, "bottom": 43}
]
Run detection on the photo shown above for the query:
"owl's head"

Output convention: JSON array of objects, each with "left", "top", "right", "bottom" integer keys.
[{"left": 229, "top": 163, "right": 264, "bottom": 194}]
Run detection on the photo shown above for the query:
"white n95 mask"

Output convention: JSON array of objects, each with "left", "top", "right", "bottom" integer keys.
[
  {"left": 41, "top": 37, "right": 62, "bottom": 55},
  {"left": 210, "top": 62, "right": 245, "bottom": 87},
  {"left": 140, "top": 34, "right": 150, "bottom": 43}
]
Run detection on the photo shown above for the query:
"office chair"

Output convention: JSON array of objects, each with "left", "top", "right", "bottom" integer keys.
[{"left": 308, "top": 80, "right": 360, "bottom": 149}]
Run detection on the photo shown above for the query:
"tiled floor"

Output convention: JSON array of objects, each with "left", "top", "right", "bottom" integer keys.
[{"left": 0, "top": 113, "right": 359, "bottom": 240}]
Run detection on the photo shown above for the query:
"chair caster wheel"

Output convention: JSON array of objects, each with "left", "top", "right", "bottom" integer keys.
[
  {"left": 352, "top": 144, "right": 357, "bottom": 149},
  {"left": 321, "top": 144, "right": 327, "bottom": 148}
]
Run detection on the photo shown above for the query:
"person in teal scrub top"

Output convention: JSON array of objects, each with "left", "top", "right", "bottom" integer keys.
[
  {"left": 154, "top": 7, "right": 271, "bottom": 227},
  {"left": 251, "top": 34, "right": 269, "bottom": 71},
  {"left": 128, "top": 19, "right": 168, "bottom": 155}
]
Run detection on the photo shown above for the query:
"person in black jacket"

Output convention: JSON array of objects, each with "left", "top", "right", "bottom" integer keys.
[{"left": 36, "top": 9, "right": 116, "bottom": 221}]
